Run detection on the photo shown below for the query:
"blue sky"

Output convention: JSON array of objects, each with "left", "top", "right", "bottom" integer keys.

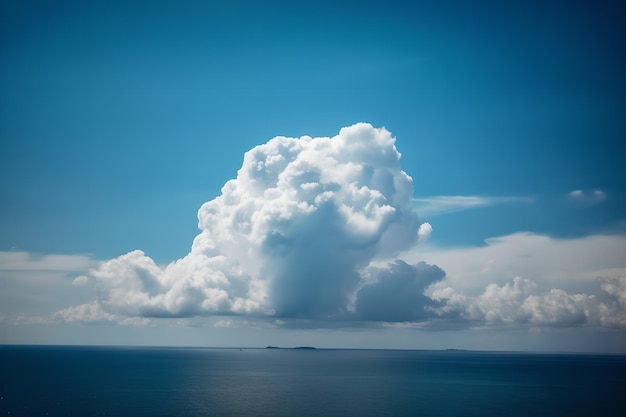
[{"left": 1, "top": 0, "right": 625, "bottom": 352}]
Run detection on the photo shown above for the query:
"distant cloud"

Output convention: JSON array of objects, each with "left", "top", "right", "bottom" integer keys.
[
  {"left": 22, "top": 301, "right": 151, "bottom": 326},
  {"left": 0, "top": 251, "right": 96, "bottom": 272},
  {"left": 429, "top": 275, "right": 626, "bottom": 328},
  {"left": 413, "top": 233, "right": 626, "bottom": 329},
  {"left": 52, "top": 301, "right": 118, "bottom": 324},
  {"left": 412, "top": 195, "right": 532, "bottom": 217},
  {"left": 412, "top": 233, "right": 626, "bottom": 294},
  {"left": 569, "top": 189, "right": 606, "bottom": 204}
]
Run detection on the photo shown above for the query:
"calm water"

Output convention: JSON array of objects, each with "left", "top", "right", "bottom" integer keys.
[{"left": 1, "top": 346, "right": 624, "bottom": 416}]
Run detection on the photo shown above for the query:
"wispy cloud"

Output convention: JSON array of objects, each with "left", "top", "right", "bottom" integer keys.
[
  {"left": 0, "top": 251, "right": 96, "bottom": 272},
  {"left": 412, "top": 195, "right": 533, "bottom": 217},
  {"left": 569, "top": 189, "right": 606, "bottom": 204}
]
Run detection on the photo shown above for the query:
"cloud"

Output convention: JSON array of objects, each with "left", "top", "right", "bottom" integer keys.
[
  {"left": 417, "top": 233, "right": 626, "bottom": 329},
  {"left": 598, "top": 277, "right": 626, "bottom": 327},
  {"left": 5, "top": 302, "right": 151, "bottom": 326},
  {"left": 0, "top": 251, "right": 98, "bottom": 320},
  {"left": 412, "top": 195, "right": 532, "bottom": 217},
  {"left": 569, "top": 189, "right": 606, "bottom": 204},
  {"left": 409, "top": 232, "right": 626, "bottom": 295},
  {"left": 74, "top": 123, "right": 425, "bottom": 321},
  {"left": 355, "top": 260, "right": 445, "bottom": 322},
  {"left": 417, "top": 222, "right": 432, "bottom": 242},
  {"left": 429, "top": 275, "right": 626, "bottom": 329},
  {"left": 0, "top": 251, "right": 96, "bottom": 272},
  {"left": 52, "top": 301, "right": 119, "bottom": 324}
]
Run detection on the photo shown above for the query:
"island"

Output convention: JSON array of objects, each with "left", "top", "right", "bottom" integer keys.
[{"left": 264, "top": 346, "right": 317, "bottom": 350}]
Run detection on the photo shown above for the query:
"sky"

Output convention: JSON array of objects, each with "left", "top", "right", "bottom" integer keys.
[{"left": 1, "top": 0, "right": 625, "bottom": 352}]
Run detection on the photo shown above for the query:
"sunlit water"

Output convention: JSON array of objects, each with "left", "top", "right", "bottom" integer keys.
[{"left": 1, "top": 346, "right": 624, "bottom": 416}]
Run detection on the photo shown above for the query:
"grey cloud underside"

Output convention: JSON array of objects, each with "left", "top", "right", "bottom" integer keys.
[{"left": 355, "top": 261, "right": 445, "bottom": 322}]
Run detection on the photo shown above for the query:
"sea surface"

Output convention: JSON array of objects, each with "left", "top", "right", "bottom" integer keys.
[{"left": 1, "top": 345, "right": 624, "bottom": 416}]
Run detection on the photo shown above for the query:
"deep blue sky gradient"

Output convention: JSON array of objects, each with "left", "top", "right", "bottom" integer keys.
[{"left": 1, "top": 0, "right": 624, "bottom": 263}]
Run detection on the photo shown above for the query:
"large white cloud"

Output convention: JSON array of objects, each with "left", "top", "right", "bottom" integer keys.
[{"left": 77, "top": 123, "right": 423, "bottom": 321}]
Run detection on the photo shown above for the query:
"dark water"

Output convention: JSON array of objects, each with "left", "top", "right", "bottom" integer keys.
[{"left": 1, "top": 346, "right": 624, "bottom": 416}]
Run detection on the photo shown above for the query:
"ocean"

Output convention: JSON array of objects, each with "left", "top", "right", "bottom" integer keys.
[{"left": 1, "top": 346, "right": 624, "bottom": 416}]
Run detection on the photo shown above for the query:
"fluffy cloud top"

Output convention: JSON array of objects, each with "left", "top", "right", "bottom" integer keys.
[{"left": 80, "top": 123, "right": 425, "bottom": 321}]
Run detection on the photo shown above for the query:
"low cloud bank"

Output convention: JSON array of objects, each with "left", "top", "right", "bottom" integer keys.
[{"left": 430, "top": 276, "right": 626, "bottom": 328}]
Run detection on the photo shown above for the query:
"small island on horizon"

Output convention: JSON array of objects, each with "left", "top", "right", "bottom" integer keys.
[{"left": 265, "top": 346, "right": 317, "bottom": 350}]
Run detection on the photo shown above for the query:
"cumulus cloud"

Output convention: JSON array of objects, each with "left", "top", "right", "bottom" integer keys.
[
  {"left": 52, "top": 301, "right": 119, "bottom": 324},
  {"left": 5, "top": 302, "right": 151, "bottom": 326},
  {"left": 413, "top": 232, "right": 626, "bottom": 330},
  {"left": 74, "top": 123, "right": 425, "bottom": 322},
  {"left": 598, "top": 277, "right": 626, "bottom": 327},
  {"left": 429, "top": 275, "right": 626, "bottom": 329}
]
